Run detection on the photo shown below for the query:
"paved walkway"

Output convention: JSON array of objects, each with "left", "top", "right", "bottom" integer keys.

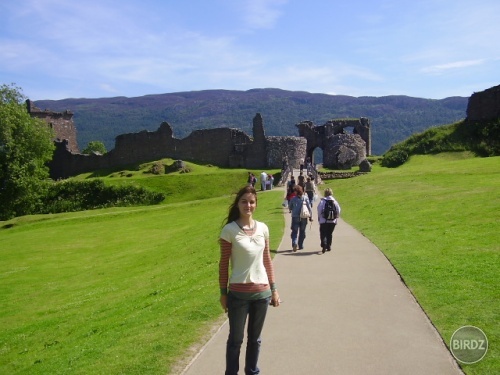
[{"left": 180, "top": 186, "right": 463, "bottom": 374}]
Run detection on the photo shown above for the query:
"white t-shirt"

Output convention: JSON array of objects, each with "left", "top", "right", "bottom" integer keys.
[{"left": 220, "top": 221, "right": 270, "bottom": 285}]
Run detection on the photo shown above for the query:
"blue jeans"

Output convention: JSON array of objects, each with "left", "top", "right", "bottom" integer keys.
[
  {"left": 291, "top": 217, "right": 308, "bottom": 248},
  {"left": 226, "top": 293, "right": 271, "bottom": 375}
]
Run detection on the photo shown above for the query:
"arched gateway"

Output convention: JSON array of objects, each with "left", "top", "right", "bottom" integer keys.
[{"left": 296, "top": 118, "right": 371, "bottom": 169}]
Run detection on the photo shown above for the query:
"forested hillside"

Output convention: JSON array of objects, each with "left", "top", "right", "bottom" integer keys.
[{"left": 35, "top": 88, "right": 468, "bottom": 155}]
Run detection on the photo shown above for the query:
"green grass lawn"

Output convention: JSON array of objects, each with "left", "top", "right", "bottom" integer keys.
[
  {"left": 0, "top": 172, "right": 284, "bottom": 374},
  {"left": 74, "top": 158, "right": 282, "bottom": 205},
  {"left": 1, "top": 154, "right": 497, "bottom": 374},
  {"left": 327, "top": 152, "right": 499, "bottom": 375}
]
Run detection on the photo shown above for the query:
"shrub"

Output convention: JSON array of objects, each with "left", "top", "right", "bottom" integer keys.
[
  {"left": 82, "top": 141, "right": 107, "bottom": 155},
  {"left": 461, "top": 119, "right": 500, "bottom": 156},
  {"left": 42, "top": 179, "right": 164, "bottom": 213},
  {"left": 381, "top": 148, "right": 409, "bottom": 167}
]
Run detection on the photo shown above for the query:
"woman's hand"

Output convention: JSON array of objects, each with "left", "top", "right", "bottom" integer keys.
[
  {"left": 220, "top": 295, "right": 228, "bottom": 313},
  {"left": 270, "top": 290, "right": 281, "bottom": 307}
]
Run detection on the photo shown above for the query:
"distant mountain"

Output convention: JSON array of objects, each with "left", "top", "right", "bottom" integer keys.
[{"left": 35, "top": 88, "right": 468, "bottom": 155}]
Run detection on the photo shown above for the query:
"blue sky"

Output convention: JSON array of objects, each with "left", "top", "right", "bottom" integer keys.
[{"left": 1, "top": 0, "right": 499, "bottom": 100}]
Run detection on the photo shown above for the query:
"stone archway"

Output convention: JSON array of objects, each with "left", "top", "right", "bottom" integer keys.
[
  {"left": 296, "top": 118, "right": 370, "bottom": 169},
  {"left": 311, "top": 147, "right": 324, "bottom": 167}
]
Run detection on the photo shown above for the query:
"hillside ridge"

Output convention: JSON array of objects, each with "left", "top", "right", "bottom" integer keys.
[{"left": 35, "top": 88, "right": 468, "bottom": 155}]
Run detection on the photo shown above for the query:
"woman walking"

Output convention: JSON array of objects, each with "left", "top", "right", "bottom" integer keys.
[
  {"left": 219, "top": 185, "right": 281, "bottom": 375},
  {"left": 288, "top": 185, "right": 313, "bottom": 251}
]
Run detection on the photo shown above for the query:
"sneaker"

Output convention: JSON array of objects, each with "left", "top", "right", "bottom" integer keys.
[
  {"left": 322, "top": 248, "right": 326, "bottom": 254},
  {"left": 293, "top": 244, "right": 298, "bottom": 252},
  {"left": 298, "top": 246, "right": 303, "bottom": 250}
]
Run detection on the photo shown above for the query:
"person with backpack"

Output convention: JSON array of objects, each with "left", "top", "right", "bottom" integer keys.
[
  {"left": 288, "top": 185, "right": 313, "bottom": 252},
  {"left": 317, "top": 187, "right": 341, "bottom": 254}
]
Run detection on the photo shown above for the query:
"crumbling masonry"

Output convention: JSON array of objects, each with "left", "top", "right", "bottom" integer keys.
[
  {"left": 29, "top": 99, "right": 372, "bottom": 179},
  {"left": 47, "top": 114, "right": 312, "bottom": 179},
  {"left": 296, "top": 118, "right": 370, "bottom": 170},
  {"left": 26, "top": 100, "right": 79, "bottom": 153}
]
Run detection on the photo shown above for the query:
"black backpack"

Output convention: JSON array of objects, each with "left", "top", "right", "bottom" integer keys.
[{"left": 322, "top": 199, "right": 338, "bottom": 220}]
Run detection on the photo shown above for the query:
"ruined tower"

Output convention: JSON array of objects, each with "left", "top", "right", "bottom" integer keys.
[{"left": 26, "top": 99, "right": 79, "bottom": 153}]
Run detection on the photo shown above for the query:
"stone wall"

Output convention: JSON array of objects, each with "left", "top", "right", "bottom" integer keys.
[
  {"left": 325, "top": 118, "right": 371, "bottom": 155},
  {"left": 466, "top": 84, "right": 500, "bottom": 121},
  {"left": 49, "top": 113, "right": 306, "bottom": 179},
  {"left": 26, "top": 100, "right": 79, "bottom": 153},
  {"left": 319, "top": 171, "right": 369, "bottom": 179},
  {"left": 111, "top": 122, "right": 251, "bottom": 167},
  {"left": 244, "top": 113, "right": 267, "bottom": 168},
  {"left": 323, "top": 133, "right": 367, "bottom": 170},
  {"left": 266, "top": 136, "right": 307, "bottom": 168}
]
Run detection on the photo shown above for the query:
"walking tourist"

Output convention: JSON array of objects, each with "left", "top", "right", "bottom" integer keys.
[
  {"left": 260, "top": 171, "right": 268, "bottom": 191},
  {"left": 297, "top": 171, "right": 305, "bottom": 189},
  {"left": 304, "top": 176, "right": 316, "bottom": 205},
  {"left": 317, "top": 187, "right": 341, "bottom": 254},
  {"left": 219, "top": 185, "right": 281, "bottom": 375},
  {"left": 288, "top": 185, "right": 313, "bottom": 251}
]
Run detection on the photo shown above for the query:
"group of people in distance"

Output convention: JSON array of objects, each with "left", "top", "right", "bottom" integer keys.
[
  {"left": 218, "top": 172, "right": 340, "bottom": 374},
  {"left": 286, "top": 174, "right": 341, "bottom": 254},
  {"left": 285, "top": 170, "right": 316, "bottom": 205},
  {"left": 247, "top": 171, "right": 274, "bottom": 191}
]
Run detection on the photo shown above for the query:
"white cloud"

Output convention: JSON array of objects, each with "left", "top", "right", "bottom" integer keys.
[
  {"left": 2, "top": 0, "right": 498, "bottom": 100},
  {"left": 421, "top": 59, "right": 486, "bottom": 74}
]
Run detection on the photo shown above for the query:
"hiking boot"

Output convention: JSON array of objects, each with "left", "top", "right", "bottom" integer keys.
[
  {"left": 293, "top": 244, "right": 298, "bottom": 252},
  {"left": 322, "top": 247, "right": 326, "bottom": 254}
]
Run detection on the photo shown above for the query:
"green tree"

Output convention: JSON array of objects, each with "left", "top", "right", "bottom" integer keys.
[
  {"left": 0, "top": 84, "right": 55, "bottom": 220},
  {"left": 82, "top": 140, "right": 107, "bottom": 155}
]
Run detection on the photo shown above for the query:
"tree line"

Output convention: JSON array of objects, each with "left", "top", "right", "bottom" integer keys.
[{"left": 0, "top": 84, "right": 163, "bottom": 221}]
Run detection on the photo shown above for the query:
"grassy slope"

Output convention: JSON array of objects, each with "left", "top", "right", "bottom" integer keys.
[
  {"left": 1, "top": 154, "right": 498, "bottom": 374},
  {"left": 0, "top": 168, "right": 284, "bottom": 374},
  {"left": 74, "top": 159, "right": 282, "bottom": 205},
  {"left": 328, "top": 153, "right": 499, "bottom": 375}
]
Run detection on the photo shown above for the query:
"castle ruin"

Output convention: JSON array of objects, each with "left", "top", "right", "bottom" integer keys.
[
  {"left": 296, "top": 118, "right": 371, "bottom": 169},
  {"left": 34, "top": 83, "right": 500, "bottom": 180},
  {"left": 26, "top": 100, "right": 79, "bottom": 153},
  {"left": 48, "top": 114, "right": 312, "bottom": 179},
  {"left": 466, "top": 84, "right": 500, "bottom": 121},
  {"left": 28, "top": 98, "right": 373, "bottom": 179}
]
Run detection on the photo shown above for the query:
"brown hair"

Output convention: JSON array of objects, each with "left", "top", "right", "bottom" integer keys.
[
  {"left": 294, "top": 185, "right": 304, "bottom": 197},
  {"left": 224, "top": 185, "right": 258, "bottom": 225}
]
